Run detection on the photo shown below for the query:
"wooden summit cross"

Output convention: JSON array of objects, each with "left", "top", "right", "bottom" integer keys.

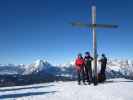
[{"left": 71, "top": 5, "right": 118, "bottom": 85}]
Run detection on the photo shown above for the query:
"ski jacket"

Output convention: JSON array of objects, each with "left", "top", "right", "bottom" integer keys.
[
  {"left": 99, "top": 57, "right": 107, "bottom": 68},
  {"left": 84, "top": 56, "right": 93, "bottom": 68},
  {"left": 75, "top": 58, "right": 85, "bottom": 71}
]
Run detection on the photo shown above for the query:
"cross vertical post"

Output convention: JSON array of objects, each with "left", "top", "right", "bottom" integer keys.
[{"left": 92, "top": 6, "right": 97, "bottom": 85}]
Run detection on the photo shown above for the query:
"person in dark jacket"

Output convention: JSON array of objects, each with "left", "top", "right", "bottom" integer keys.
[
  {"left": 84, "top": 52, "right": 93, "bottom": 84},
  {"left": 99, "top": 54, "right": 107, "bottom": 82},
  {"left": 75, "top": 53, "right": 85, "bottom": 85}
]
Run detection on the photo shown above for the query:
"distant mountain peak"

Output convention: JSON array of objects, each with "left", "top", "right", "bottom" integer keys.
[{"left": 57, "top": 61, "right": 75, "bottom": 68}]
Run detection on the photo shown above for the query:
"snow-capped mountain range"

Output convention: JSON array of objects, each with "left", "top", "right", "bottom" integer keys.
[{"left": 0, "top": 59, "right": 133, "bottom": 79}]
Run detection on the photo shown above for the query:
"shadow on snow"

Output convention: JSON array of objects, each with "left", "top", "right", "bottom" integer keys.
[
  {"left": 105, "top": 80, "right": 133, "bottom": 84},
  {"left": 0, "top": 84, "right": 54, "bottom": 92},
  {"left": 0, "top": 91, "right": 57, "bottom": 99}
]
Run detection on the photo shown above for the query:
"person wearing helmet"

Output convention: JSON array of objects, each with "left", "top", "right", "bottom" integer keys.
[
  {"left": 99, "top": 54, "right": 107, "bottom": 82},
  {"left": 84, "top": 52, "right": 93, "bottom": 84},
  {"left": 75, "top": 53, "right": 85, "bottom": 85}
]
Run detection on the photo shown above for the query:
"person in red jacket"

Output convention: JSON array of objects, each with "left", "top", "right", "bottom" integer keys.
[{"left": 75, "top": 53, "right": 85, "bottom": 85}]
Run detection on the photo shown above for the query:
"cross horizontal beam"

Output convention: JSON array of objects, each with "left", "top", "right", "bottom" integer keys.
[{"left": 71, "top": 22, "right": 118, "bottom": 28}]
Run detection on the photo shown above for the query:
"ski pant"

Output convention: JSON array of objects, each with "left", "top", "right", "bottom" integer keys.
[
  {"left": 100, "top": 66, "right": 106, "bottom": 82},
  {"left": 85, "top": 66, "right": 92, "bottom": 83},
  {"left": 77, "top": 69, "right": 85, "bottom": 83}
]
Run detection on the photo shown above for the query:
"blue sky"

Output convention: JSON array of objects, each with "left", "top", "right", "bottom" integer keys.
[{"left": 0, "top": 0, "right": 133, "bottom": 64}]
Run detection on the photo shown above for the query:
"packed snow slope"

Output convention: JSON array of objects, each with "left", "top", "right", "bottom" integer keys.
[{"left": 0, "top": 78, "right": 133, "bottom": 100}]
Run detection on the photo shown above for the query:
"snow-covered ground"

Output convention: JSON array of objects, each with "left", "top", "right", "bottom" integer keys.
[{"left": 0, "top": 78, "right": 133, "bottom": 100}]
